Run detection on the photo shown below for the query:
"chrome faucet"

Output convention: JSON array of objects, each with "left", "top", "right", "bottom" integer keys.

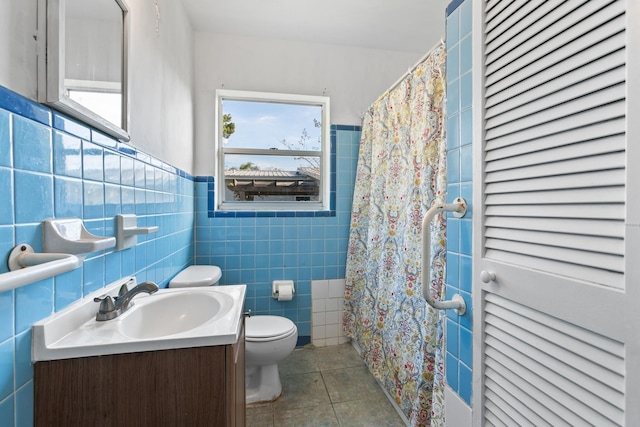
[{"left": 94, "top": 280, "right": 159, "bottom": 321}]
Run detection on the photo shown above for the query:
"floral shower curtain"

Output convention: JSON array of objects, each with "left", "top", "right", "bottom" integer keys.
[{"left": 343, "top": 42, "right": 447, "bottom": 427}]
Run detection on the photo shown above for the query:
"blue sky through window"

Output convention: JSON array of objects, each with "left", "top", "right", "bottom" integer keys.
[{"left": 222, "top": 99, "right": 322, "bottom": 171}]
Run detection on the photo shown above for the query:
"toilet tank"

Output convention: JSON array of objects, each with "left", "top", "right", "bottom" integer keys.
[{"left": 168, "top": 265, "right": 222, "bottom": 288}]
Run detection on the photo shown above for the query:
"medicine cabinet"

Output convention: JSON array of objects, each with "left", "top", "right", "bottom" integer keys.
[{"left": 37, "top": 0, "right": 130, "bottom": 141}]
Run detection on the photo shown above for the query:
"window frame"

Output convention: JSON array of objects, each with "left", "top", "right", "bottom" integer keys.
[{"left": 214, "top": 89, "right": 331, "bottom": 212}]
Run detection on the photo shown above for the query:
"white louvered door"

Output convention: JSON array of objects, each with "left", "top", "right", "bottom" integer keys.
[{"left": 472, "top": 0, "right": 639, "bottom": 425}]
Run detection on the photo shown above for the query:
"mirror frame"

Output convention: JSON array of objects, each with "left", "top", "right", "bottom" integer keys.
[{"left": 37, "top": 0, "right": 130, "bottom": 141}]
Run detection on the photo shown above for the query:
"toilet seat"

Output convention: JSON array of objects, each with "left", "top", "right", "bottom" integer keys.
[{"left": 246, "top": 315, "right": 297, "bottom": 342}]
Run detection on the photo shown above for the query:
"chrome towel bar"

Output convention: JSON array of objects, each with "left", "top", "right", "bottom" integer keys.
[{"left": 422, "top": 197, "right": 467, "bottom": 315}]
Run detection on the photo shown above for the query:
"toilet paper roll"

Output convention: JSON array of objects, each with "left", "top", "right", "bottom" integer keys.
[{"left": 277, "top": 284, "right": 294, "bottom": 301}]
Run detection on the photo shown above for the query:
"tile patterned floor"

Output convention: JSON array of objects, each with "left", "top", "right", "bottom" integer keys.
[{"left": 246, "top": 343, "right": 407, "bottom": 426}]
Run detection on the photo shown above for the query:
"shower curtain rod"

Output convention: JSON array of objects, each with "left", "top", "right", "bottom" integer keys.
[{"left": 380, "top": 37, "right": 445, "bottom": 98}]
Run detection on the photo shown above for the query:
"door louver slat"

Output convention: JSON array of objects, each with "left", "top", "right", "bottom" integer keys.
[
  {"left": 486, "top": 0, "right": 611, "bottom": 77},
  {"left": 485, "top": 299, "right": 625, "bottom": 382},
  {"left": 484, "top": 238, "right": 623, "bottom": 273},
  {"left": 484, "top": 169, "right": 625, "bottom": 194},
  {"left": 485, "top": 66, "right": 625, "bottom": 131},
  {"left": 485, "top": 375, "right": 555, "bottom": 427},
  {"left": 485, "top": 134, "right": 625, "bottom": 170},
  {"left": 484, "top": 216, "right": 624, "bottom": 238},
  {"left": 484, "top": 351, "right": 620, "bottom": 427},
  {"left": 483, "top": 294, "right": 624, "bottom": 426},
  {"left": 485, "top": 151, "right": 624, "bottom": 183},
  {"left": 485, "top": 186, "right": 625, "bottom": 205},
  {"left": 485, "top": 40, "right": 625, "bottom": 115},
  {"left": 485, "top": 103, "right": 624, "bottom": 152},
  {"left": 485, "top": 1, "right": 624, "bottom": 86},
  {"left": 485, "top": 120, "right": 625, "bottom": 161},
  {"left": 485, "top": 228, "right": 623, "bottom": 256},
  {"left": 485, "top": 85, "right": 625, "bottom": 141},
  {"left": 484, "top": 204, "right": 623, "bottom": 221},
  {"left": 484, "top": 0, "right": 505, "bottom": 19},
  {"left": 484, "top": 1, "right": 546, "bottom": 56}
]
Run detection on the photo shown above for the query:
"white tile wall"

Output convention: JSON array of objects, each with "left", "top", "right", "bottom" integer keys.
[{"left": 311, "top": 278, "right": 349, "bottom": 347}]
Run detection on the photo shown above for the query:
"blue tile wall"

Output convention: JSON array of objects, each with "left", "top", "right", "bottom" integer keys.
[
  {"left": 0, "top": 85, "right": 195, "bottom": 426},
  {"left": 446, "top": 0, "right": 473, "bottom": 406},
  {"left": 194, "top": 125, "right": 360, "bottom": 346}
]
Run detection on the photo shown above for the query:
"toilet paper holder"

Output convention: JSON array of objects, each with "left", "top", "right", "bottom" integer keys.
[{"left": 272, "top": 280, "right": 295, "bottom": 300}]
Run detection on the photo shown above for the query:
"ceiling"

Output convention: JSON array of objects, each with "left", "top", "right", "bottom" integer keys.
[{"left": 181, "top": 0, "right": 449, "bottom": 54}]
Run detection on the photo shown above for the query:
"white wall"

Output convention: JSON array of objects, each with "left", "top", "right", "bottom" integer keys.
[
  {"left": 126, "top": 0, "right": 194, "bottom": 172},
  {"left": 0, "top": 0, "right": 38, "bottom": 98},
  {"left": 193, "top": 32, "right": 431, "bottom": 176},
  {"left": 0, "top": 0, "right": 195, "bottom": 174}
]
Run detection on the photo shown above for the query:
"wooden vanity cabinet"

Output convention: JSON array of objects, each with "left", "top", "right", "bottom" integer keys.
[{"left": 34, "top": 324, "right": 245, "bottom": 427}]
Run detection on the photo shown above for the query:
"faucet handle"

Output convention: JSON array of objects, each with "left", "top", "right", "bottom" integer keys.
[
  {"left": 93, "top": 295, "right": 118, "bottom": 320},
  {"left": 94, "top": 294, "right": 112, "bottom": 303},
  {"left": 117, "top": 283, "right": 129, "bottom": 298}
]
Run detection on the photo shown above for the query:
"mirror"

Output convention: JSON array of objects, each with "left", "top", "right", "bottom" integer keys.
[{"left": 38, "top": 0, "right": 130, "bottom": 141}]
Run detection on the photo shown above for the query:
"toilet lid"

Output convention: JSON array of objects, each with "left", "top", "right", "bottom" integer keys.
[
  {"left": 246, "top": 315, "right": 296, "bottom": 339},
  {"left": 169, "top": 265, "right": 222, "bottom": 288}
]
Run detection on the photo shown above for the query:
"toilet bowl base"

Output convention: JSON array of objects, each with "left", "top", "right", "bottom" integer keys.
[{"left": 245, "top": 363, "right": 283, "bottom": 404}]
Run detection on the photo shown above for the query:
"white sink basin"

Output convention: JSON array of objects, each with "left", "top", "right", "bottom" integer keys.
[
  {"left": 32, "top": 277, "right": 246, "bottom": 361},
  {"left": 119, "top": 290, "right": 233, "bottom": 339}
]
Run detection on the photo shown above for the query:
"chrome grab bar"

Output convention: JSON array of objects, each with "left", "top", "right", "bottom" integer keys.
[{"left": 422, "top": 197, "right": 467, "bottom": 315}]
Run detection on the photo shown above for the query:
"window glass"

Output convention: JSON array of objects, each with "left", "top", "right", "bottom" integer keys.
[
  {"left": 222, "top": 100, "right": 322, "bottom": 151},
  {"left": 216, "top": 91, "right": 330, "bottom": 211}
]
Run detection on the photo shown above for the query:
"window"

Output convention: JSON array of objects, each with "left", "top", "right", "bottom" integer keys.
[{"left": 215, "top": 90, "right": 330, "bottom": 211}]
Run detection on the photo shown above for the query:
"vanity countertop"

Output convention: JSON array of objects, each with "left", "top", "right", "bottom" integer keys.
[{"left": 32, "top": 277, "right": 246, "bottom": 362}]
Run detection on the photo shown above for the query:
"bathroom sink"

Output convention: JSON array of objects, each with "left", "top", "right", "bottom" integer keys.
[
  {"left": 118, "top": 290, "right": 233, "bottom": 339},
  {"left": 32, "top": 277, "right": 246, "bottom": 361}
]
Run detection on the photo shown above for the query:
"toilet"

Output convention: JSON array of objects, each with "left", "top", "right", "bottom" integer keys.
[
  {"left": 244, "top": 315, "right": 297, "bottom": 404},
  {"left": 168, "top": 265, "right": 298, "bottom": 404}
]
